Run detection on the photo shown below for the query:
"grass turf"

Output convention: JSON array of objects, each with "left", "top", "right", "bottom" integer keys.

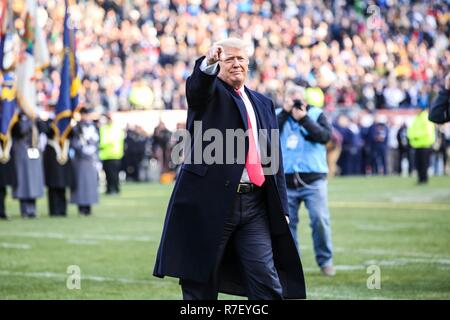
[{"left": 0, "top": 176, "right": 449, "bottom": 299}]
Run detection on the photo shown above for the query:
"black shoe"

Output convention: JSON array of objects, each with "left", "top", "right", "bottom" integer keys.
[
  {"left": 50, "top": 213, "right": 67, "bottom": 217},
  {"left": 0, "top": 214, "right": 8, "bottom": 220}
]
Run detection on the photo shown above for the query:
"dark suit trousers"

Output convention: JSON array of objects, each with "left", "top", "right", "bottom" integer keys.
[
  {"left": 415, "top": 148, "right": 431, "bottom": 183},
  {"left": 181, "top": 187, "right": 283, "bottom": 300},
  {"left": 103, "top": 160, "right": 121, "bottom": 194},
  {"left": 48, "top": 188, "right": 67, "bottom": 216}
]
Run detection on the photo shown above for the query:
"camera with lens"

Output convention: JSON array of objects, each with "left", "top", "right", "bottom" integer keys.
[{"left": 293, "top": 99, "right": 304, "bottom": 110}]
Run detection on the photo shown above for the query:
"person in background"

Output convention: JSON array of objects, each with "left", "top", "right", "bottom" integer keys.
[
  {"left": 431, "top": 126, "right": 447, "bottom": 176},
  {"left": 152, "top": 121, "right": 172, "bottom": 175},
  {"left": 335, "top": 115, "right": 363, "bottom": 175},
  {"left": 326, "top": 127, "right": 342, "bottom": 177},
  {"left": 428, "top": 73, "right": 450, "bottom": 124},
  {"left": 123, "top": 125, "right": 147, "bottom": 182},
  {"left": 11, "top": 112, "right": 45, "bottom": 218},
  {"left": 277, "top": 84, "right": 335, "bottom": 276},
  {"left": 407, "top": 108, "right": 436, "bottom": 184},
  {"left": 0, "top": 159, "right": 16, "bottom": 220},
  {"left": 368, "top": 115, "right": 389, "bottom": 175},
  {"left": 99, "top": 113, "right": 125, "bottom": 194},
  {"left": 42, "top": 103, "right": 73, "bottom": 217},
  {"left": 70, "top": 107, "right": 100, "bottom": 215},
  {"left": 397, "top": 121, "right": 412, "bottom": 176}
]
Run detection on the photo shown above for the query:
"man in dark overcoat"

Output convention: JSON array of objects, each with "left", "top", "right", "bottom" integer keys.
[
  {"left": 11, "top": 112, "right": 45, "bottom": 218},
  {"left": 42, "top": 104, "right": 73, "bottom": 217},
  {"left": 153, "top": 38, "right": 306, "bottom": 300}
]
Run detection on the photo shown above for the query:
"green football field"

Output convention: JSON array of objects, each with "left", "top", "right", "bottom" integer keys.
[{"left": 0, "top": 176, "right": 449, "bottom": 300}]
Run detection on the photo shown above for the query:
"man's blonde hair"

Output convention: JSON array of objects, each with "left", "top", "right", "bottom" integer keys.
[{"left": 214, "top": 38, "right": 253, "bottom": 57}]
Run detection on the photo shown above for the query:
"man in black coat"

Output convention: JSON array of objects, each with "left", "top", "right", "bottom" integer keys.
[
  {"left": 153, "top": 38, "right": 306, "bottom": 300},
  {"left": 41, "top": 107, "right": 73, "bottom": 217},
  {"left": 0, "top": 159, "right": 16, "bottom": 219},
  {"left": 429, "top": 73, "right": 450, "bottom": 124}
]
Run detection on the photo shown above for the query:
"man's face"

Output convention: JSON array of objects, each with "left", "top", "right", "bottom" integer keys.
[{"left": 218, "top": 47, "right": 249, "bottom": 89}]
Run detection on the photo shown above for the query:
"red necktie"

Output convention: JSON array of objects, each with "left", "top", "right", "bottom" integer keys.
[{"left": 235, "top": 89, "right": 265, "bottom": 186}]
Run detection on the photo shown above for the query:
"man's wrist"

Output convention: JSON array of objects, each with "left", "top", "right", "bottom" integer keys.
[
  {"left": 200, "top": 57, "right": 219, "bottom": 75},
  {"left": 296, "top": 114, "right": 308, "bottom": 123}
]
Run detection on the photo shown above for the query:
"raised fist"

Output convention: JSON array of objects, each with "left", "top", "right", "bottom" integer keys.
[{"left": 206, "top": 45, "right": 224, "bottom": 65}]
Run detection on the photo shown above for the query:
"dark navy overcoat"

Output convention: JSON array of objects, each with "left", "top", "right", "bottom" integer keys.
[{"left": 153, "top": 57, "right": 306, "bottom": 299}]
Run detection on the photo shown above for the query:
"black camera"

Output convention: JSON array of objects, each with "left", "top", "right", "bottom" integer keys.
[{"left": 293, "top": 99, "right": 304, "bottom": 109}]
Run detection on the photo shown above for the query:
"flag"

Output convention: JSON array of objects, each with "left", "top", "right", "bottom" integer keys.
[
  {"left": 34, "top": 3, "right": 49, "bottom": 70},
  {"left": 15, "top": 0, "right": 37, "bottom": 119},
  {"left": 68, "top": 0, "right": 80, "bottom": 112},
  {"left": 0, "top": 73, "right": 18, "bottom": 163},
  {"left": 0, "top": 0, "right": 7, "bottom": 69},
  {"left": 51, "top": 0, "right": 80, "bottom": 164},
  {"left": 0, "top": 0, "right": 18, "bottom": 163},
  {"left": 0, "top": 0, "right": 18, "bottom": 72}
]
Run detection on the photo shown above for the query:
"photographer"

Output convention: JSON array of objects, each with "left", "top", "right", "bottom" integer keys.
[
  {"left": 276, "top": 84, "right": 335, "bottom": 276},
  {"left": 428, "top": 73, "right": 450, "bottom": 124}
]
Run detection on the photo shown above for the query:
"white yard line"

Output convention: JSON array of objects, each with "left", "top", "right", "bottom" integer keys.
[
  {"left": 302, "top": 265, "right": 366, "bottom": 273},
  {"left": 329, "top": 201, "right": 450, "bottom": 211},
  {"left": 0, "top": 242, "right": 31, "bottom": 250},
  {"left": 334, "top": 247, "right": 450, "bottom": 260},
  {"left": 352, "top": 223, "right": 422, "bottom": 232},
  {"left": 306, "top": 291, "right": 392, "bottom": 300},
  {"left": 0, "top": 269, "right": 170, "bottom": 286},
  {"left": 366, "top": 257, "right": 450, "bottom": 266},
  {"left": 0, "top": 232, "right": 152, "bottom": 242},
  {"left": 303, "top": 257, "right": 450, "bottom": 274},
  {"left": 66, "top": 239, "right": 99, "bottom": 245}
]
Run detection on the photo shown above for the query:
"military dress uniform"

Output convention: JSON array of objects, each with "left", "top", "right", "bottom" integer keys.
[
  {"left": 42, "top": 118, "right": 72, "bottom": 216},
  {"left": 11, "top": 113, "right": 45, "bottom": 218},
  {"left": 70, "top": 117, "right": 99, "bottom": 215}
]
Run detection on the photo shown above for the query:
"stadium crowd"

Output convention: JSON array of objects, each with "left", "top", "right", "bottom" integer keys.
[{"left": 34, "top": 0, "right": 449, "bottom": 112}]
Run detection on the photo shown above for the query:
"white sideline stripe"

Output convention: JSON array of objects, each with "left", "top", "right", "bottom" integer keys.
[
  {"left": 367, "top": 258, "right": 450, "bottom": 266},
  {"left": 0, "top": 232, "right": 152, "bottom": 242},
  {"left": 306, "top": 291, "right": 392, "bottom": 300},
  {"left": 0, "top": 270, "right": 166, "bottom": 285},
  {"left": 390, "top": 192, "right": 450, "bottom": 203},
  {"left": 0, "top": 242, "right": 31, "bottom": 250},
  {"left": 66, "top": 239, "right": 99, "bottom": 245},
  {"left": 329, "top": 201, "right": 450, "bottom": 211},
  {"left": 303, "top": 265, "right": 365, "bottom": 273},
  {"left": 303, "top": 258, "right": 450, "bottom": 274},
  {"left": 334, "top": 247, "right": 450, "bottom": 260},
  {"left": 352, "top": 223, "right": 418, "bottom": 232}
]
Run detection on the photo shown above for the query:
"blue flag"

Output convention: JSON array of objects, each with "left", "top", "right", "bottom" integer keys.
[
  {"left": 54, "top": 0, "right": 80, "bottom": 143},
  {"left": 0, "top": 1, "right": 17, "bottom": 162},
  {"left": 0, "top": 73, "right": 18, "bottom": 162}
]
